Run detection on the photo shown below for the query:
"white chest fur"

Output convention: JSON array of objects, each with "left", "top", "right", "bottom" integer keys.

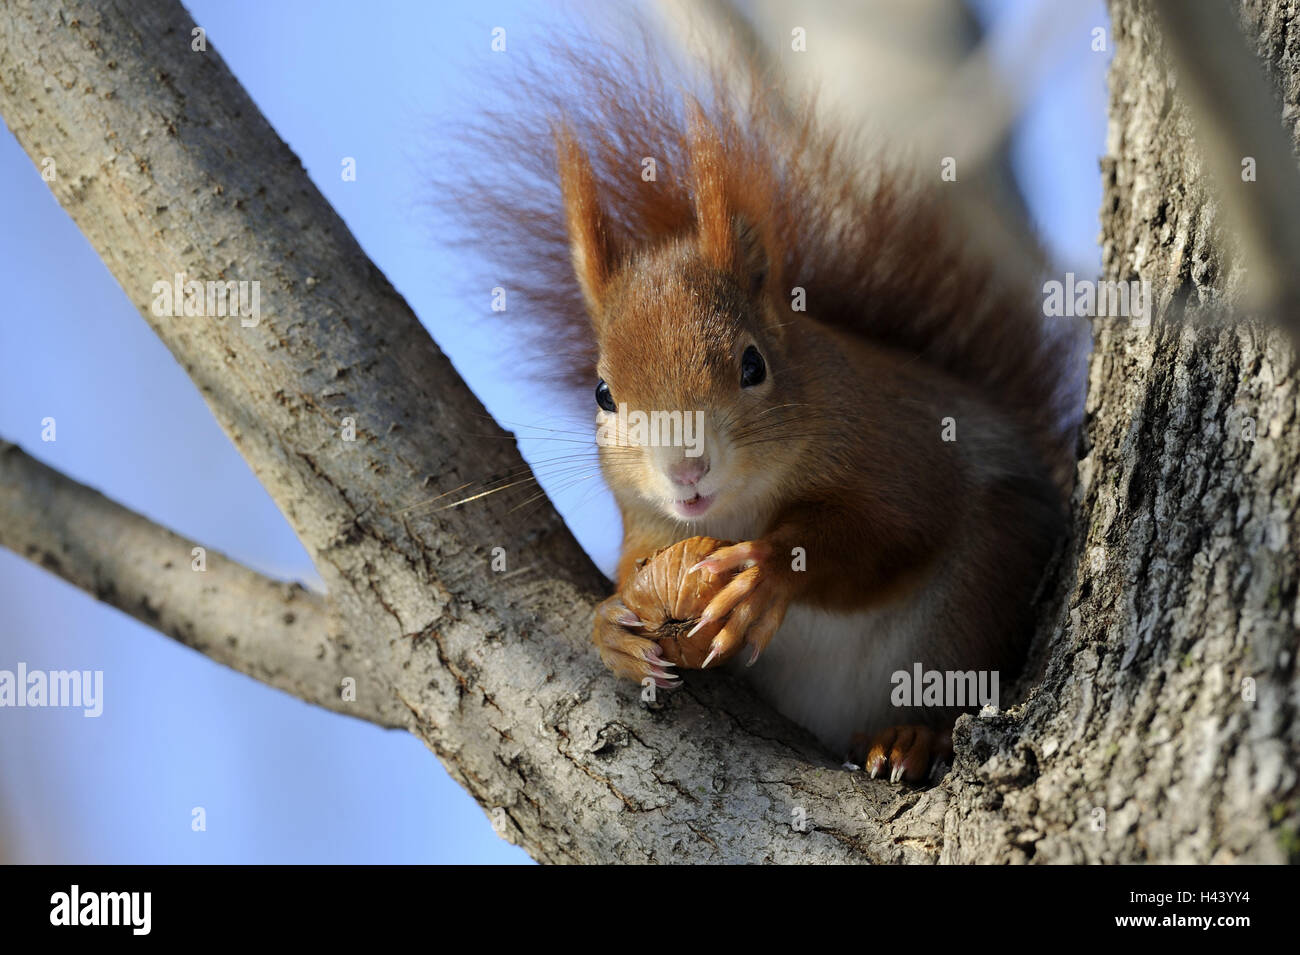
[
  {"left": 691, "top": 511, "right": 948, "bottom": 753},
  {"left": 741, "top": 600, "right": 942, "bottom": 754}
]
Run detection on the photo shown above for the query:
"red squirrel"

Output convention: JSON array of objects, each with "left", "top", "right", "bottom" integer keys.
[{"left": 450, "top": 43, "right": 1076, "bottom": 782}]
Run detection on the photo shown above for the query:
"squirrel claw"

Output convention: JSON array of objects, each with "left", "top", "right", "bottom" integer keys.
[
  {"left": 693, "top": 539, "right": 790, "bottom": 667},
  {"left": 593, "top": 594, "right": 673, "bottom": 685},
  {"left": 690, "top": 539, "right": 772, "bottom": 577},
  {"left": 685, "top": 614, "right": 713, "bottom": 639},
  {"left": 849, "top": 724, "right": 954, "bottom": 785}
]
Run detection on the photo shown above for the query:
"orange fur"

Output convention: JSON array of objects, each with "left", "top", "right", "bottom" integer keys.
[
  {"left": 441, "top": 29, "right": 1080, "bottom": 757},
  {"left": 439, "top": 37, "right": 1078, "bottom": 486}
]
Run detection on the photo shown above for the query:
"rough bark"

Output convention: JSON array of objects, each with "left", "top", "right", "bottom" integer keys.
[
  {"left": 1048, "top": 0, "right": 1299, "bottom": 862},
  {"left": 0, "top": 0, "right": 1295, "bottom": 863},
  {"left": 0, "top": 0, "right": 916, "bottom": 865},
  {"left": 930, "top": 0, "right": 1300, "bottom": 863},
  {"left": 900, "top": 0, "right": 1300, "bottom": 865}
]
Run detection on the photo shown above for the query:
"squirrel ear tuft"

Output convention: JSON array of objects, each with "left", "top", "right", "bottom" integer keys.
[
  {"left": 731, "top": 214, "right": 769, "bottom": 297},
  {"left": 555, "top": 127, "right": 617, "bottom": 319},
  {"left": 687, "top": 107, "right": 769, "bottom": 295}
]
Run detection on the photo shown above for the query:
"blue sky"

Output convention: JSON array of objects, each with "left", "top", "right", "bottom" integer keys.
[{"left": 0, "top": 0, "right": 1106, "bottom": 863}]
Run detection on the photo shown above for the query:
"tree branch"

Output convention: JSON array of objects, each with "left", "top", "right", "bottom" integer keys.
[
  {"left": 3, "top": 0, "right": 1290, "bottom": 864},
  {"left": 0, "top": 0, "right": 933, "bottom": 863},
  {"left": 1147, "top": 0, "right": 1300, "bottom": 325},
  {"left": 0, "top": 440, "right": 402, "bottom": 727}
]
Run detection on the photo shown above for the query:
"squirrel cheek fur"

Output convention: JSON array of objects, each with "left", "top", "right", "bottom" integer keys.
[{"left": 452, "top": 65, "right": 1078, "bottom": 782}]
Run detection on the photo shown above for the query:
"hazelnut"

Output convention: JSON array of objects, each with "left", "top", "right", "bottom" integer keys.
[{"left": 620, "top": 536, "right": 739, "bottom": 668}]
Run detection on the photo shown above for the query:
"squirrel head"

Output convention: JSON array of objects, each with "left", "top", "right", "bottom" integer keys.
[{"left": 556, "top": 122, "right": 804, "bottom": 526}]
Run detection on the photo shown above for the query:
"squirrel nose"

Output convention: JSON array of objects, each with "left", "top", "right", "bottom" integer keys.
[{"left": 668, "top": 458, "right": 710, "bottom": 488}]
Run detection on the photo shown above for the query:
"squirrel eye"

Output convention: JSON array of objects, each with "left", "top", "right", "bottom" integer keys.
[
  {"left": 595, "top": 379, "right": 617, "bottom": 412},
  {"left": 740, "top": 345, "right": 766, "bottom": 387}
]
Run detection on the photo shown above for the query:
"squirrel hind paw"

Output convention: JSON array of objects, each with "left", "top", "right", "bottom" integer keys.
[{"left": 847, "top": 724, "right": 954, "bottom": 785}]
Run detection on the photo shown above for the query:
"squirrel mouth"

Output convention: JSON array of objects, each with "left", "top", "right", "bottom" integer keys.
[{"left": 673, "top": 492, "right": 715, "bottom": 519}]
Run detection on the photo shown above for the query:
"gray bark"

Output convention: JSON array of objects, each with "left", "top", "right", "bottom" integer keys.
[
  {"left": 0, "top": 0, "right": 1295, "bottom": 863},
  {"left": 0, "top": 441, "right": 390, "bottom": 725}
]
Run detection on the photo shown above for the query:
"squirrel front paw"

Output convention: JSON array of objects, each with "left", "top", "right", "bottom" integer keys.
[
  {"left": 847, "top": 724, "right": 954, "bottom": 784},
  {"left": 687, "top": 538, "right": 792, "bottom": 668},
  {"left": 592, "top": 594, "right": 679, "bottom": 688}
]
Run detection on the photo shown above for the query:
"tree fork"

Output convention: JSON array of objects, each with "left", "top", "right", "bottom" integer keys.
[{"left": 0, "top": 0, "right": 1295, "bottom": 862}]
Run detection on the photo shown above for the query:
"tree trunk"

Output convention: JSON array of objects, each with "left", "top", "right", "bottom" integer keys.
[
  {"left": 920, "top": 0, "right": 1297, "bottom": 865},
  {"left": 945, "top": 0, "right": 1300, "bottom": 863},
  {"left": 0, "top": 0, "right": 1295, "bottom": 863}
]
